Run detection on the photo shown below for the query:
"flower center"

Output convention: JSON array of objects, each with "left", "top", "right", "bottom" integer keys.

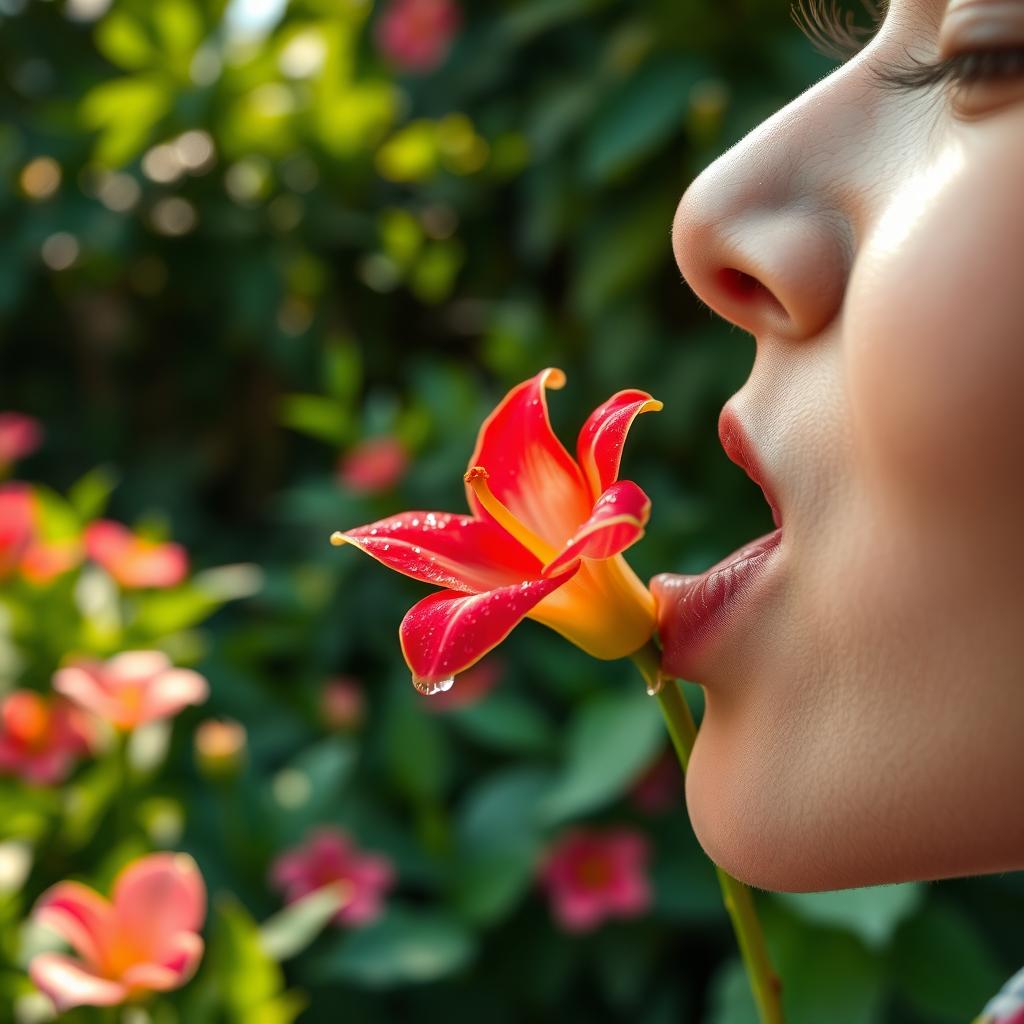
[{"left": 464, "top": 467, "right": 559, "bottom": 564}]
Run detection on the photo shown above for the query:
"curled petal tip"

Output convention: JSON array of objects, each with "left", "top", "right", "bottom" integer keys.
[
  {"left": 645, "top": 399, "right": 664, "bottom": 413},
  {"left": 542, "top": 367, "right": 567, "bottom": 389},
  {"left": 329, "top": 532, "right": 347, "bottom": 547}
]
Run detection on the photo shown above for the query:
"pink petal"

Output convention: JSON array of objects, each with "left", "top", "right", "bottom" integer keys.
[
  {"left": 464, "top": 369, "right": 591, "bottom": 549},
  {"left": 105, "top": 650, "right": 172, "bottom": 682},
  {"left": 29, "top": 953, "right": 126, "bottom": 1011},
  {"left": 542, "top": 480, "right": 651, "bottom": 577},
  {"left": 83, "top": 520, "right": 130, "bottom": 564},
  {"left": 123, "top": 542, "right": 188, "bottom": 588},
  {"left": 399, "top": 569, "right": 577, "bottom": 688},
  {"left": 120, "top": 932, "right": 204, "bottom": 993},
  {"left": 551, "top": 889, "right": 606, "bottom": 933},
  {"left": 336, "top": 512, "right": 540, "bottom": 593},
  {"left": 576, "top": 389, "right": 662, "bottom": 500},
  {"left": 34, "top": 882, "right": 113, "bottom": 968},
  {"left": 52, "top": 665, "right": 121, "bottom": 722},
  {"left": 136, "top": 668, "right": 209, "bottom": 724},
  {"left": 112, "top": 854, "right": 206, "bottom": 960}
]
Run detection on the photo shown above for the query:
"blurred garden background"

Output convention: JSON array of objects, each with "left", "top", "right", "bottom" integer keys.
[{"left": 1, "top": 0, "right": 1022, "bottom": 1021}]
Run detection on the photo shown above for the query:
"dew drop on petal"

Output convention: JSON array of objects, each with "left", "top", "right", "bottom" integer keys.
[{"left": 414, "top": 674, "right": 456, "bottom": 696}]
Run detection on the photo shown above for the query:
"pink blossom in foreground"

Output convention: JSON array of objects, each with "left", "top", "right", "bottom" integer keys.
[
  {"left": 337, "top": 436, "right": 408, "bottom": 495},
  {"left": 374, "top": 0, "right": 461, "bottom": 73},
  {"left": 271, "top": 827, "right": 395, "bottom": 927},
  {"left": 53, "top": 651, "right": 208, "bottom": 732},
  {"left": 0, "top": 412, "right": 42, "bottom": 469},
  {"left": 30, "top": 853, "right": 205, "bottom": 1011},
  {"left": 0, "top": 484, "right": 35, "bottom": 579},
  {"left": 420, "top": 655, "right": 500, "bottom": 711},
  {"left": 540, "top": 827, "right": 651, "bottom": 933},
  {"left": 84, "top": 520, "right": 188, "bottom": 588},
  {"left": 0, "top": 691, "right": 94, "bottom": 785},
  {"left": 629, "top": 748, "right": 684, "bottom": 815},
  {"left": 321, "top": 677, "right": 366, "bottom": 732}
]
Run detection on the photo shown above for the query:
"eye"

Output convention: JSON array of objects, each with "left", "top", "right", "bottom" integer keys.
[{"left": 790, "top": 0, "right": 888, "bottom": 62}]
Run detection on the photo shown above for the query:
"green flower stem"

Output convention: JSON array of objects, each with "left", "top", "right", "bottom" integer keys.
[{"left": 631, "top": 643, "right": 784, "bottom": 1024}]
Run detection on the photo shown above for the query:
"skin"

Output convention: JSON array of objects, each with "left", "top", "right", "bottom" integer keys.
[{"left": 654, "top": 0, "right": 1024, "bottom": 892}]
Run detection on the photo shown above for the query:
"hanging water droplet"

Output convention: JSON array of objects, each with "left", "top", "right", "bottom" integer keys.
[
  {"left": 644, "top": 673, "right": 665, "bottom": 697},
  {"left": 414, "top": 674, "right": 456, "bottom": 696}
]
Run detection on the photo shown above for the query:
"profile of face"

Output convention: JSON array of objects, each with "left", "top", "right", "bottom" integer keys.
[{"left": 653, "top": 0, "right": 1024, "bottom": 892}]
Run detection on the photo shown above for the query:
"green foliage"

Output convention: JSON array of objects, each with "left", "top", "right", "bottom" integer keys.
[{"left": 0, "top": 0, "right": 1018, "bottom": 1020}]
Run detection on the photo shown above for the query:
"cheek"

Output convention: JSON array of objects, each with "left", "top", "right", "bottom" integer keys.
[{"left": 846, "top": 130, "right": 1024, "bottom": 518}]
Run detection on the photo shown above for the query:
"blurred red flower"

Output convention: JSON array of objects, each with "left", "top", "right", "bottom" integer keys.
[
  {"left": 0, "top": 483, "right": 35, "bottom": 578},
  {"left": 84, "top": 519, "right": 188, "bottom": 588},
  {"left": 0, "top": 412, "right": 42, "bottom": 470},
  {"left": 271, "top": 827, "right": 395, "bottom": 928},
  {"left": 53, "top": 650, "right": 208, "bottom": 732},
  {"left": 0, "top": 691, "right": 94, "bottom": 785},
  {"left": 374, "top": 0, "right": 461, "bottom": 73},
  {"left": 30, "top": 853, "right": 205, "bottom": 1011},
  {"left": 321, "top": 676, "right": 366, "bottom": 732},
  {"left": 337, "top": 436, "right": 408, "bottom": 495},
  {"left": 539, "top": 827, "right": 651, "bottom": 933}
]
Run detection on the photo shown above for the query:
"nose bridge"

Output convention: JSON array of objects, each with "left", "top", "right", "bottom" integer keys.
[{"left": 672, "top": 70, "right": 872, "bottom": 342}]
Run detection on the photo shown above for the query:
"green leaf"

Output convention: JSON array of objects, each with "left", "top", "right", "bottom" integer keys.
[
  {"left": 200, "top": 895, "right": 305, "bottom": 1024},
  {"left": 383, "top": 689, "right": 450, "bottom": 804},
  {"left": 705, "top": 959, "right": 759, "bottom": 1024},
  {"left": 67, "top": 465, "right": 119, "bottom": 522},
  {"left": 582, "top": 58, "right": 707, "bottom": 184},
  {"left": 312, "top": 906, "right": 476, "bottom": 987},
  {"left": 323, "top": 339, "right": 362, "bottom": 403},
  {"left": 259, "top": 884, "right": 348, "bottom": 962},
  {"left": 539, "top": 686, "right": 663, "bottom": 824},
  {"left": 890, "top": 902, "right": 1005, "bottom": 1021},
  {"left": 449, "top": 847, "right": 536, "bottom": 926},
  {"left": 774, "top": 883, "right": 924, "bottom": 950},
  {"left": 80, "top": 74, "right": 172, "bottom": 166},
  {"left": 95, "top": 11, "right": 157, "bottom": 71},
  {"left": 278, "top": 393, "right": 351, "bottom": 445},
  {"left": 446, "top": 689, "right": 554, "bottom": 754},
  {"left": 132, "top": 584, "right": 224, "bottom": 635}
]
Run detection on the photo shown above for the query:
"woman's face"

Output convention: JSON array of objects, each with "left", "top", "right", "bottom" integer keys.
[{"left": 654, "top": 0, "right": 1024, "bottom": 891}]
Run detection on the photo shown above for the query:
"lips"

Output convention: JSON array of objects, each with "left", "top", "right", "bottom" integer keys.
[{"left": 651, "top": 409, "right": 783, "bottom": 680}]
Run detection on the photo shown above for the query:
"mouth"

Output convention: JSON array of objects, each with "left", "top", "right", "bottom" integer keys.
[{"left": 650, "top": 408, "right": 784, "bottom": 680}]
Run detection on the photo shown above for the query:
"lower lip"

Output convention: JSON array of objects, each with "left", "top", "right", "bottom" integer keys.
[{"left": 654, "top": 528, "right": 783, "bottom": 678}]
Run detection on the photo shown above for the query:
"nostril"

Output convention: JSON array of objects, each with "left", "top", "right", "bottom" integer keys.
[{"left": 717, "top": 268, "right": 787, "bottom": 318}]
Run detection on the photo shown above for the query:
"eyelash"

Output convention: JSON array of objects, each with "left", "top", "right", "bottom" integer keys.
[{"left": 791, "top": 0, "right": 1024, "bottom": 94}]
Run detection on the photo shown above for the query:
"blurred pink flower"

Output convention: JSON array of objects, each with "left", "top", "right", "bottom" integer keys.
[
  {"left": 20, "top": 537, "right": 84, "bottom": 585},
  {"left": 30, "top": 852, "right": 205, "bottom": 1012},
  {"left": 271, "top": 827, "right": 395, "bottom": 927},
  {"left": 321, "top": 676, "right": 366, "bottom": 732},
  {"left": 0, "top": 484, "right": 35, "bottom": 579},
  {"left": 374, "top": 0, "right": 461, "bottom": 73},
  {"left": 420, "top": 655, "right": 500, "bottom": 712},
  {"left": 0, "top": 691, "right": 94, "bottom": 785},
  {"left": 337, "top": 436, "right": 408, "bottom": 494},
  {"left": 0, "top": 412, "right": 42, "bottom": 469},
  {"left": 84, "top": 520, "right": 188, "bottom": 588},
  {"left": 629, "top": 748, "right": 683, "bottom": 815},
  {"left": 539, "top": 827, "right": 651, "bottom": 933},
  {"left": 53, "top": 651, "right": 208, "bottom": 732}
]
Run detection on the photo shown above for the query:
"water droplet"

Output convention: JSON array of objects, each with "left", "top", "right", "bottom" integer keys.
[
  {"left": 383, "top": 543, "right": 390, "bottom": 551},
  {"left": 413, "top": 546, "right": 422, "bottom": 554},
  {"left": 369, "top": 528, "right": 378, "bottom": 535},
  {"left": 644, "top": 674, "right": 665, "bottom": 697},
  {"left": 414, "top": 674, "right": 456, "bottom": 696},
  {"left": 411, "top": 517, "right": 420, "bottom": 527}
]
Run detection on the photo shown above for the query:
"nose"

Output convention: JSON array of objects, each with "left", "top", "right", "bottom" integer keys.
[{"left": 672, "top": 103, "right": 855, "bottom": 341}]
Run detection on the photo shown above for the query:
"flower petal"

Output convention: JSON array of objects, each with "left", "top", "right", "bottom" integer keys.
[
  {"left": 112, "top": 853, "right": 206, "bottom": 960},
  {"left": 52, "top": 665, "right": 120, "bottom": 722},
  {"left": 120, "top": 931, "right": 204, "bottom": 993},
  {"left": 399, "top": 568, "right": 578, "bottom": 688},
  {"left": 34, "top": 882, "right": 113, "bottom": 968},
  {"left": 105, "top": 650, "right": 172, "bottom": 683},
  {"left": 576, "top": 389, "right": 662, "bottom": 500},
  {"left": 542, "top": 480, "right": 651, "bottom": 577},
  {"left": 335, "top": 512, "right": 541, "bottom": 593},
  {"left": 29, "top": 953, "right": 126, "bottom": 1011},
  {"left": 137, "top": 668, "right": 209, "bottom": 724},
  {"left": 465, "top": 368, "right": 591, "bottom": 548}
]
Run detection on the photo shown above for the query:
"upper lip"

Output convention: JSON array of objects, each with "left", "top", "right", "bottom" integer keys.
[{"left": 717, "top": 406, "right": 782, "bottom": 528}]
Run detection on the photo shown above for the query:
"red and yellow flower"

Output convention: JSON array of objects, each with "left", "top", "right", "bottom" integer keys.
[{"left": 331, "top": 368, "right": 660, "bottom": 691}]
